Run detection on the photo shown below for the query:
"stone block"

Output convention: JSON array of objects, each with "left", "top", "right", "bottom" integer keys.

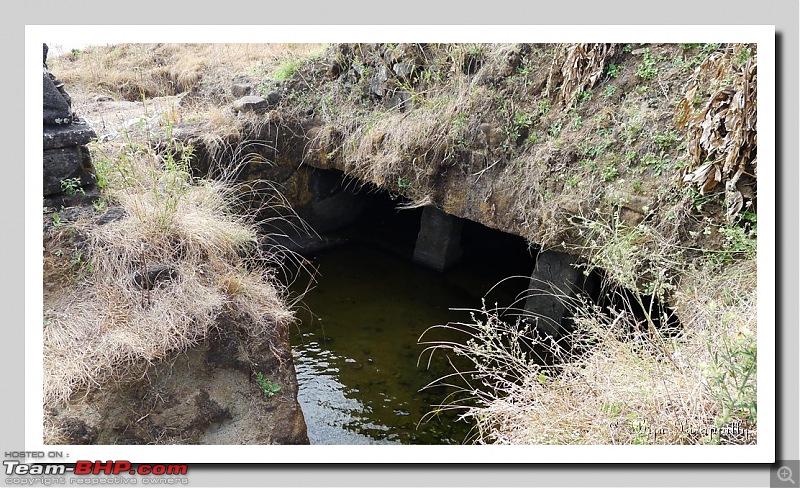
[
  {"left": 413, "top": 206, "right": 464, "bottom": 272},
  {"left": 43, "top": 146, "right": 95, "bottom": 196},
  {"left": 231, "top": 83, "right": 253, "bottom": 98},
  {"left": 43, "top": 120, "right": 97, "bottom": 149},
  {"left": 233, "top": 96, "right": 269, "bottom": 114},
  {"left": 524, "top": 250, "right": 583, "bottom": 338}
]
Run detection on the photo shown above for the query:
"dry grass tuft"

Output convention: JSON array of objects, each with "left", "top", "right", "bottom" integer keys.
[{"left": 52, "top": 43, "right": 329, "bottom": 102}]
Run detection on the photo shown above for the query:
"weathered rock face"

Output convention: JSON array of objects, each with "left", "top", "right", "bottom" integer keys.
[
  {"left": 43, "top": 71, "right": 73, "bottom": 125},
  {"left": 43, "top": 43, "right": 99, "bottom": 208}
]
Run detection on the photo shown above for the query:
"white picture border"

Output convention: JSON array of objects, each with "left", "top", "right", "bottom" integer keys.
[{"left": 26, "top": 24, "right": 775, "bottom": 464}]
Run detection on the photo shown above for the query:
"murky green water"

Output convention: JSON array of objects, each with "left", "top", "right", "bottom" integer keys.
[
  {"left": 285, "top": 204, "right": 536, "bottom": 445},
  {"left": 289, "top": 243, "right": 483, "bottom": 445}
]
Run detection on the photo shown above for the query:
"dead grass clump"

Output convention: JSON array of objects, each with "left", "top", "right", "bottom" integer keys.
[
  {"left": 346, "top": 81, "right": 476, "bottom": 191},
  {"left": 43, "top": 123, "right": 294, "bottom": 409},
  {"left": 420, "top": 256, "right": 756, "bottom": 445}
]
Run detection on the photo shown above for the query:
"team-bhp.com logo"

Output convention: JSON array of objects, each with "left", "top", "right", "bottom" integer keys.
[{"left": 4, "top": 460, "right": 188, "bottom": 485}]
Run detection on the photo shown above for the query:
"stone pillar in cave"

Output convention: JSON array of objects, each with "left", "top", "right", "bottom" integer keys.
[
  {"left": 523, "top": 249, "right": 584, "bottom": 339},
  {"left": 413, "top": 206, "right": 464, "bottom": 272}
]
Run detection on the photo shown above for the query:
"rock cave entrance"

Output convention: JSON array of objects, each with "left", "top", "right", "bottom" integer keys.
[
  {"left": 266, "top": 166, "right": 681, "bottom": 343},
  {"left": 253, "top": 166, "right": 681, "bottom": 445},
  {"left": 271, "top": 167, "right": 549, "bottom": 444}
]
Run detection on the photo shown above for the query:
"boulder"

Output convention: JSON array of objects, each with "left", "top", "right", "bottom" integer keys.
[
  {"left": 233, "top": 95, "right": 269, "bottom": 114},
  {"left": 265, "top": 90, "right": 281, "bottom": 107},
  {"left": 231, "top": 83, "right": 252, "bottom": 98},
  {"left": 392, "top": 62, "right": 415, "bottom": 80}
]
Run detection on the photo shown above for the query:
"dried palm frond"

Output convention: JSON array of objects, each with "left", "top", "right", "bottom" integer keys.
[
  {"left": 546, "top": 43, "right": 621, "bottom": 107},
  {"left": 676, "top": 44, "right": 757, "bottom": 219}
]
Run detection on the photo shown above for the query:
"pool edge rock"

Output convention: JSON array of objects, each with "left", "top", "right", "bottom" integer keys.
[{"left": 46, "top": 311, "right": 309, "bottom": 445}]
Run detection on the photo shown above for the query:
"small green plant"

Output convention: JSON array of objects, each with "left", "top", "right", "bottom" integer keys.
[
  {"left": 397, "top": 176, "right": 412, "bottom": 190},
  {"left": 596, "top": 127, "right": 613, "bottom": 138},
  {"left": 565, "top": 175, "right": 580, "bottom": 188},
  {"left": 468, "top": 44, "right": 485, "bottom": 57},
  {"left": 580, "top": 159, "right": 597, "bottom": 171},
  {"left": 511, "top": 112, "right": 533, "bottom": 137},
  {"left": 653, "top": 130, "right": 680, "bottom": 151},
  {"left": 52, "top": 212, "right": 63, "bottom": 227},
  {"left": 636, "top": 48, "right": 658, "bottom": 81},
  {"left": 255, "top": 372, "right": 281, "bottom": 397},
  {"left": 272, "top": 59, "right": 302, "bottom": 81},
  {"left": 642, "top": 152, "right": 672, "bottom": 176},
  {"left": 682, "top": 43, "right": 724, "bottom": 70},
  {"left": 60, "top": 177, "right": 85, "bottom": 197},
  {"left": 606, "top": 63, "right": 622, "bottom": 78},
  {"left": 526, "top": 131, "right": 541, "bottom": 144},
  {"left": 576, "top": 89, "right": 592, "bottom": 103},
  {"left": 548, "top": 119, "right": 563, "bottom": 138},
  {"left": 451, "top": 112, "right": 470, "bottom": 147},
  {"left": 623, "top": 44, "right": 633, "bottom": 53},
  {"left": 537, "top": 99, "right": 550, "bottom": 117},
  {"left": 579, "top": 139, "right": 613, "bottom": 160},
  {"left": 92, "top": 198, "right": 108, "bottom": 213},
  {"left": 69, "top": 250, "right": 93, "bottom": 282},
  {"left": 601, "top": 165, "right": 619, "bottom": 182},
  {"left": 736, "top": 47, "right": 753, "bottom": 65},
  {"left": 702, "top": 215, "right": 757, "bottom": 267},
  {"left": 703, "top": 331, "right": 757, "bottom": 427},
  {"left": 720, "top": 221, "right": 757, "bottom": 259},
  {"left": 570, "top": 112, "right": 583, "bottom": 131},
  {"left": 513, "top": 111, "right": 533, "bottom": 129},
  {"left": 603, "top": 85, "right": 617, "bottom": 98}
]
